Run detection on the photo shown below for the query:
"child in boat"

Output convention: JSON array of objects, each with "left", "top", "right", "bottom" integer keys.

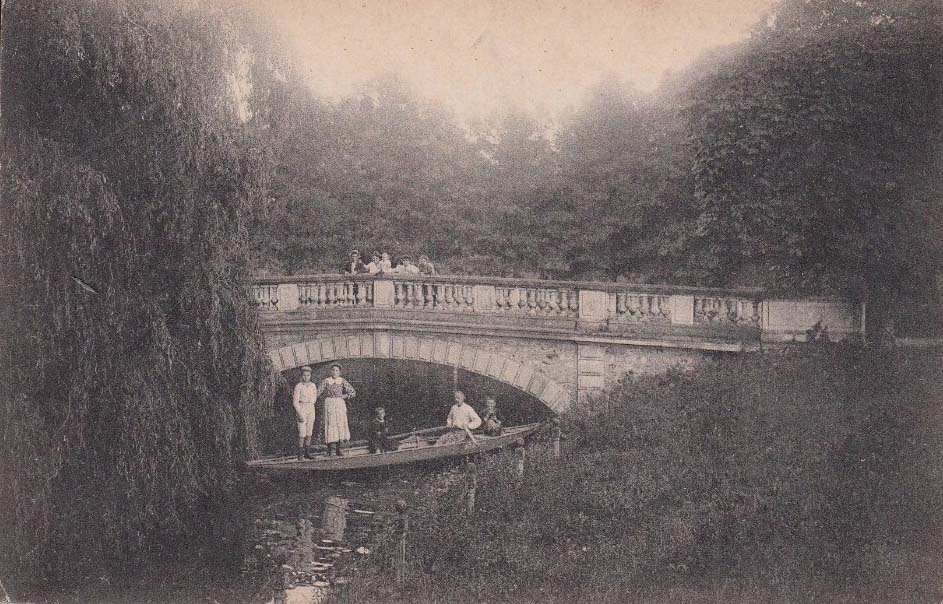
[
  {"left": 368, "top": 407, "right": 399, "bottom": 453},
  {"left": 481, "top": 396, "right": 503, "bottom": 436}
]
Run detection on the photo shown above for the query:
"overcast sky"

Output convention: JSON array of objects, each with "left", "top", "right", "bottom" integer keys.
[{"left": 262, "top": 0, "right": 775, "bottom": 119}]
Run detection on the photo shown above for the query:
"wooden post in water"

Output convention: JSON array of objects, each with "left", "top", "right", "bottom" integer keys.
[
  {"left": 395, "top": 499, "right": 408, "bottom": 585},
  {"left": 552, "top": 417, "right": 562, "bottom": 460},
  {"left": 465, "top": 461, "right": 477, "bottom": 515},
  {"left": 514, "top": 438, "right": 526, "bottom": 479}
]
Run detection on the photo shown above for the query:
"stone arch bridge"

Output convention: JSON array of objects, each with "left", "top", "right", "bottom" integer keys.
[{"left": 256, "top": 274, "right": 864, "bottom": 412}]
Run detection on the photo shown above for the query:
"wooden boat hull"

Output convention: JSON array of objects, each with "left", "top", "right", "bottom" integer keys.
[{"left": 246, "top": 423, "right": 541, "bottom": 472}]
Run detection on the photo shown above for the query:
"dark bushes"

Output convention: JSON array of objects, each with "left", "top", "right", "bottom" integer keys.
[{"left": 337, "top": 345, "right": 943, "bottom": 603}]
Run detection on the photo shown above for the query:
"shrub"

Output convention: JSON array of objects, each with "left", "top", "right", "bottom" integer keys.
[{"left": 334, "top": 345, "right": 943, "bottom": 603}]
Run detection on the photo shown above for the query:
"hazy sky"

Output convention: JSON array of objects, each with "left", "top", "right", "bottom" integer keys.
[{"left": 266, "top": 0, "right": 775, "bottom": 119}]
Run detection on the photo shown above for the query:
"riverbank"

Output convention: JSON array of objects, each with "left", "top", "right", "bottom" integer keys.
[{"left": 332, "top": 345, "right": 943, "bottom": 604}]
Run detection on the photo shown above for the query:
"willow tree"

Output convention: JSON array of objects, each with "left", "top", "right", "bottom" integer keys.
[{"left": 0, "top": 0, "right": 276, "bottom": 579}]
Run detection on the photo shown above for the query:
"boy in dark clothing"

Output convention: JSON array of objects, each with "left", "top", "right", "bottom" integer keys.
[
  {"left": 481, "top": 397, "right": 503, "bottom": 436},
  {"left": 368, "top": 407, "right": 399, "bottom": 453}
]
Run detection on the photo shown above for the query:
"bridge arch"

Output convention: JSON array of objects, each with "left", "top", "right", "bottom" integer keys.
[{"left": 267, "top": 333, "right": 572, "bottom": 413}]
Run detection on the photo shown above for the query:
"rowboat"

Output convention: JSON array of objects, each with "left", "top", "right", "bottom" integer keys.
[{"left": 246, "top": 423, "right": 542, "bottom": 472}]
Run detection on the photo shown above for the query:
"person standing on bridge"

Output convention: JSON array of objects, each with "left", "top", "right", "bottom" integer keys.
[
  {"left": 292, "top": 366, "right": 318, "bottom": 460},
  {"left": 319, "top": 363, "right": 356, "bottom": 456},
  {"left": 417, "top": 255, "right": 436, "bottom": 275},
  {"left": 366, "top": 251, "right": 383, "bottom": 275},
  {"left": 342, "top": 250, "right": 368, "bottom": 275}
]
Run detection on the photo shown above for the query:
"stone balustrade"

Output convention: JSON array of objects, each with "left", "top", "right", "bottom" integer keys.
[{"left": 251, "top": 274, "right": 865, "bottom": 344}]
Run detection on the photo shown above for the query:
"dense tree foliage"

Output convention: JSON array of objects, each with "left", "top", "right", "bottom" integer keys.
[
  {"left": 0, "top": 0, "right": 276, "bottom": 579},
  {"left": 245, "top": 0, "right": 941, "bottom": 307},
  {"left": 685, "top": 0, "right": 943, "bottom": 298}
]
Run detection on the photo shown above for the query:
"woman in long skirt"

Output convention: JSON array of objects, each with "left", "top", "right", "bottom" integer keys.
[{"left": 319, "top": 363, "right": 355, "bottom": 456}]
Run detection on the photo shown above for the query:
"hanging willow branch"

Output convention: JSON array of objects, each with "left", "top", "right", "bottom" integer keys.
[{"left": 0, "top": 0, "right": 277, "bottom": 580}]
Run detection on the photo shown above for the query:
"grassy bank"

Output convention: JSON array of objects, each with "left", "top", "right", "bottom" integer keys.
[{"left": 334, "top": 345, "right": 943, "bottom": 603}]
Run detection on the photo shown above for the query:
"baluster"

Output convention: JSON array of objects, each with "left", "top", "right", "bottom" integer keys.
[
  {"left": 551, "top": 289, "right": 564, "bottom": 314},
  {"left": 323, "top": 283, "right": 333, "bottom": 306},
  {"left": 524, "top": 288, "right": 534, "bottom": 314},
  {"left": 418, "top": 283, "right": 428, "bottom": 309},
  {"left": 393, "top": 282, "right": 403, "bottom": 307},
  {"left": 650, "top": 295, "right": 661, "bottom": 318},
  {"left": 617, "top": 293, "right": 628, "bottom": 315},
  {"left": 535, "top": 289, "right": 546, "bottom": 314},
  {"left": 432, "top": 283, "right": 443, "bottom": 309},
  {"left": 627, "top": 295, "right": 639, "bottom": 317},
  {"left": 568, "top": 290, "right": 579, "bottom": 315},
  {"left": 728, "top": 299, "right": 740, "bottom": 323},
  {"left": 347, "top": 282, "right": 356, "bottom": 306},
  {"left": 414, "top": 282, "right": 423, "bottom": 308},
  {"left": 462, "top": 285, "right": 474, "bottom": 311}
]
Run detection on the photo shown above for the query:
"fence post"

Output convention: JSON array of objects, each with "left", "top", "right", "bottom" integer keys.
[
  {"left": 514, "top": 438, "right": 526, "bottom": 479},
  {"left": 395, "top": 499, "right": 408, "bottom": 585},
  {"left": 552, "top": 417, "right": 562, "bottom": 459},
  {"left": 465, "top": 461, "right": 477, "bottom": 515}
]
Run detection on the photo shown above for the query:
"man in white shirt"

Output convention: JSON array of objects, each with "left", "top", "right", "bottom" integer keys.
[
  {"left": 393, "top": 255, "right": 421, "bottom": 275},
  {"left": 446, "top": 390, "right": 482, "bottom": 430},
  {"left": 293, "top": 366, "right": 319, "bottom": 460}
]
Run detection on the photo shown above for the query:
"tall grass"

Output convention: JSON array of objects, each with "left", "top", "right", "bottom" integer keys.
[{"left": 335, "top": 345, "right": 943, "bottom": 603}]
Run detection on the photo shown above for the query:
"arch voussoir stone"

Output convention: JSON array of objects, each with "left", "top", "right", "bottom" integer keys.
[{"left": 267, "top": 335, "right": 572, "bottom": 413}]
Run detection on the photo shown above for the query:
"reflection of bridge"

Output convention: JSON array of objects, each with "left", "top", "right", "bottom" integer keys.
[{"left": 255, "top": 274, "right": 864, "bottom": 411}]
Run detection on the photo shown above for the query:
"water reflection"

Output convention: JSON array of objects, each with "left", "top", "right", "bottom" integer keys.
[{"left": 321, "top": 495, "right": 348, "bottom": 543}]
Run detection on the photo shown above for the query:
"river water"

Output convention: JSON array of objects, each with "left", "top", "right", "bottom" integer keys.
[
  {"left": 25, "top": 465, "right": 440, "bottom": 604},
  {"left": 23, "top": 360, "right": 547, "bottom": 604}
]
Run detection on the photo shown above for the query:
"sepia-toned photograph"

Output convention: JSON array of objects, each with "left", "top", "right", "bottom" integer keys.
[{"left": 1, "top": 1, "right": 941, "bottom": 602}]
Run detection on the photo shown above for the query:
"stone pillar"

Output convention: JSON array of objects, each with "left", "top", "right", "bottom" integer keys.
[
  {"left": 373, "top": 279, "right": 394, "bottom": 308},
  {"left": 472, "top": 284, "right": 495, "bottom": 313},
  {"left": 578, "top": 289, "right": 609, "bottom": 328},
  {"left": 669, "top": 295, "right": 695, "bottom": 325},
  {"left": 276, "top": 283, "right": 299, "bottom": 312},
  {"left": 577, "top": 343, "right": 606, "bottom": 403}
]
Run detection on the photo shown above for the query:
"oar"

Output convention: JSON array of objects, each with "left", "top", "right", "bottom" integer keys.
[{"left": 463, "top": 426, "right": 479, "bottom": 447}]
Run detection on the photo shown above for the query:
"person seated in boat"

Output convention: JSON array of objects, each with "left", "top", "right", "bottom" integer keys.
[
  {"left": 481, "top": 396, "right": 503, "bottom": 437},
  {"left": 292, "top": 366, "right": 318, "bottom": 460},
  {"left": 435, "top": 390, "right": 482, "bottom": 445},
  {"left": 368, "top": 406, "right": 399, "bottom": 454}
]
